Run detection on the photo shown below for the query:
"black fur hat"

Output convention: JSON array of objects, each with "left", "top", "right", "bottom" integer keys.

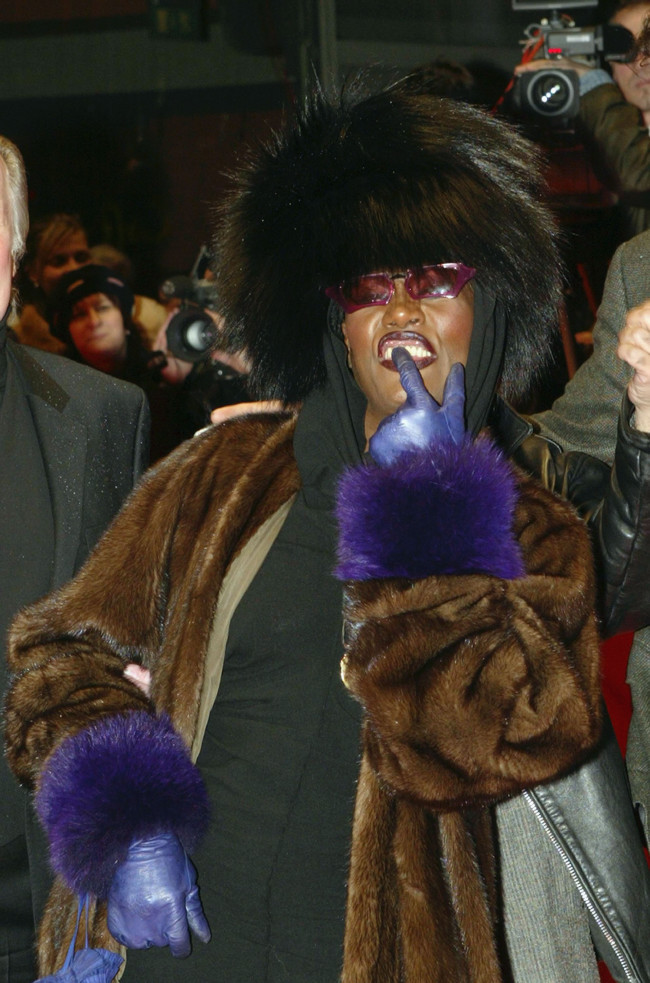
[{"left": 215, "top": 79, "right": 562, "bottom": 404}]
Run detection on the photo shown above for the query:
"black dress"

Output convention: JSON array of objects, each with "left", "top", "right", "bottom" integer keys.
[{"left": 125, "top": 329, "right": 367, "bottom": 982}]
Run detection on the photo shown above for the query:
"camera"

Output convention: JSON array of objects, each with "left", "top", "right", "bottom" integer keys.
[
  {"left": 159, "top": 247, "right": 221, "bottom": 363},
  {"left": 509, "top": 2, "right": 635, "bottom": 124}
]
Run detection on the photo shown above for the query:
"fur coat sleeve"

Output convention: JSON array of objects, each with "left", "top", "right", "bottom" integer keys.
[
  {"left": 3, "top": 413, "right": 299, "bottom": 904},
  {"left": 335, "top": 435, "right": 603, "bottom": 982},
  {"left": 335, "top": 434, "right": 602, "bottom": 809}
]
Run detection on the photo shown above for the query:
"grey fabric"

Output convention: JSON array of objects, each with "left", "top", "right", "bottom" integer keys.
[
  {"left": 497, "top": 794, "right": 600, "bottom": 983},
  {"left": 535, "top": 229, "right": 650, "bottom": 839},
  {"left": 526, "top": 717, "right": 650, "bottom": 983}
]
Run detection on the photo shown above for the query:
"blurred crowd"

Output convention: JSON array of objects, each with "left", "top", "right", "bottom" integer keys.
[{"left": 8, "top": 211, "right": 249, "bottom": 461}]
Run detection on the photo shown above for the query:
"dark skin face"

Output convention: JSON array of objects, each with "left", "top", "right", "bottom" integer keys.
[{"left": 341, "top": 276, "right": 474, "bottom": 440}]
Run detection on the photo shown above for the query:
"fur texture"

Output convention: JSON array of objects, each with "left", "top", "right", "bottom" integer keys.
[
  {"left": 4, "top": 413, "right": 602, "bottom": 980},
  {"left": 215, "top": 81, "right": 562, "bottom": 405},
  {"left": 5, "top": 412, "right": 301, "bottom": 975},
  {"left": 339, "top": 472, "right": 602, "bottom": 981},
  {"left": 335, "top": 436, "right": 525, "bottom": 581},
  {"left": 35, "top": 711, "right": 210, "bottom": 898}
]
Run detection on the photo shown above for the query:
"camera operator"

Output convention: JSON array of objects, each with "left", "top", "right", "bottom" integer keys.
[
  {"left": 152, "top": 306, "right": 250, "bottom": 436},
  {"left": 515, "top": 1, "right": 650, "bottom": 238}
]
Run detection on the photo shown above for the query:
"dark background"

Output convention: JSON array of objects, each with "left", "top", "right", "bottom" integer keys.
[{"left": 0, "top": 0, "right": 623, "bottom": 296}]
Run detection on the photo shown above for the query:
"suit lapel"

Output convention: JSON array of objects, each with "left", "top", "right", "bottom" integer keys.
[{"left": 10, "top": 344, "right": 87, "bottom": 587}]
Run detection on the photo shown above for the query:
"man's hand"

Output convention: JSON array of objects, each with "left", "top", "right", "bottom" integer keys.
[
  {"left": 368, "top": 350, "right": 466, "bottom": 467},
  {"left": 107, "top": 832, "right": 210, "bottom": 957},
  {"left": 514, "top": 57, "right": 592, "bottom": 78},
  {"left": 618, "top": 299, "right": 650, "bottom": 432}
]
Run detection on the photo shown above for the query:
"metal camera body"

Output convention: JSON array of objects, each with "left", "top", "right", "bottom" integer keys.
[
  {"left": 510, "top": 3, "right": 634, "bottom": 125},
  {"left": 160, "top": 275, "right": 221, "bottom": 363}
]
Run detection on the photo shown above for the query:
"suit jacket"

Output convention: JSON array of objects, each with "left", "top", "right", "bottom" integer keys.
[
  {"left": 2, "top": 338, "right": 150, "bottom": 930},
  {"left": 8, "top": 341, "right": 150, "bottom": 584},
  {"left": 535, "top": 228, "right": 650, "bottom": 838}
]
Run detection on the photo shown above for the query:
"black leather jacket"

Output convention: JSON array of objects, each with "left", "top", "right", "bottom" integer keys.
[{"left": 493, "top": 396, "right": 650, "bottom": 983}]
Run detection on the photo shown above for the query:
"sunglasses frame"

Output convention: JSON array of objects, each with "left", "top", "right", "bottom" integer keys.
[{"left": 325, "top": 263, "right": 476, "bottom": 314}]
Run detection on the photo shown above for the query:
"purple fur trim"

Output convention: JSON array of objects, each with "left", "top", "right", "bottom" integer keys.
[
  {"left": 335, "top": 436, "right": 525, "bottom": 582},
  {"left": 35, "top": 711, "right": 210, "bottom": 898}
]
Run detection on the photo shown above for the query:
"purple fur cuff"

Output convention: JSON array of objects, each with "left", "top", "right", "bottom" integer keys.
[
  {"left": 35, "top": 711, "right": 210, "bottom": 898},
  {"left": 335, "top": 436, "right": 525, "bottom": 581}
]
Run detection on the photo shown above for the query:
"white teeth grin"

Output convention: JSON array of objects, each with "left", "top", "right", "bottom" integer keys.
[{"left": 382, "top": 343, "right": 433, "bottom": 360}]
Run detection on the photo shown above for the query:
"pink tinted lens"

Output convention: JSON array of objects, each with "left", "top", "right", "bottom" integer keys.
[
  {"left": 408, "top": 266, "right": 461, "bottom": 299},
  {"left": 342, "top": 274, "right": 392, "bottom": 309}
]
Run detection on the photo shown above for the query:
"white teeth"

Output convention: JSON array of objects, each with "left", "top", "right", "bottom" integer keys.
[{"left": 383, "top": 343, "right": 432, "bottom": 359}]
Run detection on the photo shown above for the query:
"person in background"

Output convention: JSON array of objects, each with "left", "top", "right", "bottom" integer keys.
[
  {"left": 12, "top": 213, "right": 89, "bottom": 354},
  {"left": 89, "top": 242, "right": 167, "bottom": 350},
  {"left": 50, "top": 263, "right": 187, "bottom": 462},
  {"left": 12, "top": 212, "right": 167, "bottom": 358},
  {"left": 515, "top": 0, "right": 650, "bottom": 238},
  {"left": 0, "top": 137, "right": 150, "bottom": 983},
  {"left": 533, "top": 225, "right": 650, "bottom": 842},
  {"left": 52, "top": 264, "right": 153, "bottom": 384},
  {"left": 152, "top": 310, "right": 250, "bottom": 436},
  {"left": 4, "top": 82, "right": 650, "bottom": 983}
]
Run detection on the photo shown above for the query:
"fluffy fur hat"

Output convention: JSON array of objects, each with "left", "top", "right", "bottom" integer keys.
[{"left": 215, "top": 78, "right": 562, "bottom": 404}]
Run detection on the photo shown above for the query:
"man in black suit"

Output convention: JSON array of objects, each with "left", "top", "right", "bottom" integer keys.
[{"left": 0, "top": 135, "right": 150, "bottom": 982}]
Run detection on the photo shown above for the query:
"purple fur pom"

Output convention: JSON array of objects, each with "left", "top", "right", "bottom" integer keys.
[
  {"left": 335, "top": 436, "right": 525, "bottom": 581},
  {"left": 35, "top": 711, "right": 210, "bottom": 898}
]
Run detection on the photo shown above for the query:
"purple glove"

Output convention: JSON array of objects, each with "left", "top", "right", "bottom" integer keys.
[
  {"left": 107, "top": 832, "right": 210, "bottom": 958},
  {"left": 369, "top": 350, "right": 466, "bottom": 467}
]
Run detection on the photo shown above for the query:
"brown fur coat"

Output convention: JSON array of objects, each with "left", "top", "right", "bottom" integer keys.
[
  {"left": 339, "top": 473, "right": 602, "bottom": 981},
  {"left": 4, "top": 413, "right": 601, "bottom": 980}
]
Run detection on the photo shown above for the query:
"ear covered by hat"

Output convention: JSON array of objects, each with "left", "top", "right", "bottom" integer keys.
[{"left": 215, "top": 78, "right": 563, "bottom": 404}]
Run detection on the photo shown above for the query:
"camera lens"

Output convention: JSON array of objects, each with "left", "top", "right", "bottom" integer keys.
[
  {"left": 165, "top": 306, "right": 220, "bottom": 362},
  {"left": 528, "top": 69, "right": 578, "bottom": 117},
  {"left": 184, "top": 316, "right": 214, "bottom": 352}
]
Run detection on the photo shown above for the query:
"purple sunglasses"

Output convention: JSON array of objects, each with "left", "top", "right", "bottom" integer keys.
[{"left": 325, "top": 263, "right": 476, "bottom": 314}]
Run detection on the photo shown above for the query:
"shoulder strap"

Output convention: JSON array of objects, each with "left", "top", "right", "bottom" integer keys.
[{"left": 191, "top": 493, "right": 297, "bottom": 760}]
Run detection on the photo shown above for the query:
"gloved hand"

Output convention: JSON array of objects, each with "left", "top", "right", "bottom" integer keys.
[
  {"left": 369, "top": 350, "right": 466, "bottom": 467},
  {"left": 107, "top": 832, "right": 210, "bottom": 957}
]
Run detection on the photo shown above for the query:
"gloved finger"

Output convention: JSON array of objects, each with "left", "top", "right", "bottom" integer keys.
[
  {"left": 441, "top": 363, "right": 466, "bottom": 412},
  {"left": 163, "top": 908, "right": 192, "bottom": 958},
  {"left": 185, "top": 884, "right": 211, "bottom": 943},
  {"left": 107, "top": 909, "right": 151, "bottom": 949},
  {"left": 392, "top": 348, "right": 437, "bottom": 407}
]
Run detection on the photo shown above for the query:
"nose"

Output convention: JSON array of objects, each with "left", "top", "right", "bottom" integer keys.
[
  {"left": 637, "top": 50, "right": 650, "bottom": 72},
  {"left": 381, "top": 277, "right": 423, "bottom": 327}
]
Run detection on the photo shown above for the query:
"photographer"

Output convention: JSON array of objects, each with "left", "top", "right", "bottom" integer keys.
[
  {"left": 515, "top": 1, "right": 650, "bottom": 238},
  {"left": 152, "top": 306, "right": 250, "bottom": 436}
]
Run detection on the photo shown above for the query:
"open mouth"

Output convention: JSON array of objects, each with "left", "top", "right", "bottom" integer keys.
[{"left": 378, "top": 331, "right": 436, "bottom": 370}]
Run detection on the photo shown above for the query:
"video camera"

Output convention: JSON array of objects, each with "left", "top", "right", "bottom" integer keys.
[
  {"left": 159, "top": 246, "right": 221, "bottom": 362},
  {"left": 509, "top": 1, "right": 635, "bottom": 125}
]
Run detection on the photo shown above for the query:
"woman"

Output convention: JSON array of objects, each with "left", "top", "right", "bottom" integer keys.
[
  {"left": 51, "top": 263, "right": 150, "bottom": 383},
  {"left": 4, "top": 83, "right": 650, "bottom": 983},
  {"left": 51, "top": 263, "right": 195, "bottom": 461},
  {"left": 12, "top": 212, "right": 90, "bottom": 354}
]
